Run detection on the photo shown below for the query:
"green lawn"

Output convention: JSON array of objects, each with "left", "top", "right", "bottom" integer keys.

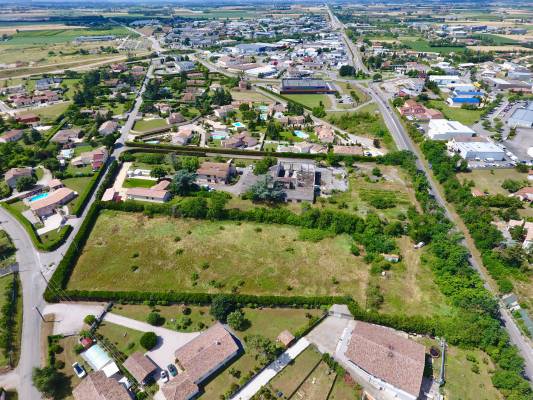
[
  {"left": 68, "top": 210, "right": 368, "bottom": 301},
  {"left": 122, "top": 178, "right": 158, "bottom": 189},
  {"left": 97, "top": 321, "right": 145, "bottom": 356},
  {"left": 284, "top": 94, "right": 332, "bottom": 109},
  {"left": 427, "top": 100, "right": 482, "bottom": 125},
  {"left": 20, "top": 102, "right": 70, "bottom": 121},
  {"left": 400, "top": 38, "right": 466, "bottom": 54},
  {"left": 0, "top": 230, "right": 16, "bottom": 269},
  {"left": 328, "top": 374, "right": 362, "bottom": 400},
  {"left": 133, "top": 118, "right": 169, "bottom": 132},
  {"left": 268, "top": 346, "right": 322, "bottom": 397},
  {"left": 62, "top": 176, "right": 94, "bottom": 212}
]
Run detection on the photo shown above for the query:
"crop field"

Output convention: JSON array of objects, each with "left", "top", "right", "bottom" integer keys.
[
  {"left": 1, "top": 26, "right": 131, "bottom": 46},
  {"left": 68, "top": 210, "right": 369, "bottom": 300}
]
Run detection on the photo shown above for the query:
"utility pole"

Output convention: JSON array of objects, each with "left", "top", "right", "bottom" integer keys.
[{"left": 35, "top": 306, "right": 46, "bottom": 322}]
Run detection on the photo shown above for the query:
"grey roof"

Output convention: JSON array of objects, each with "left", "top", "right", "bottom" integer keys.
[
  {"left": 282, "top": 79, "right": 329, "bottom": 88},
  {"left": 509, "top": 108, "right": 533, "bottom": 124}
]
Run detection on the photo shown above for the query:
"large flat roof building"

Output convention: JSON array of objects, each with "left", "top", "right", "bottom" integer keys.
[
  {"left": 428, "top": 119, "right": 475, "bottom": 141},
  {"left": 448, "top": 137, "right": 505, "bottom": 160},
  {"left": 507, "top": 102, "right": 533, "bottom": 129},
  {"left": 280, "top": 79, "right": 336, "bottom": 94}
]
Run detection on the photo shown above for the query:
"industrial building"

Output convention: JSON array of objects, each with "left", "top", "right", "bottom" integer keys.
[
  {"left": 280, "top": 79, "right": 336, "bottom": 94},
  {"left": 427, "top": 119, "right": 475, "bottom": 140},
  {"left": 448, "top": 137, "right": 505, "bottom": 160},
  {"left": 507, "top": 102, "right": 533, "bottom": 128}
]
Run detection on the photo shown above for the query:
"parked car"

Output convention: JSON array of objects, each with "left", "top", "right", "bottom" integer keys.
[
  {"left": 72, "top": 362, "right": 86, "bottom": 378},
  {"left": 167, "top": 364, "right": 177, "bottom": 377},
  {"left": 160, "top": 370, "right": 169, "bottom": 383}
]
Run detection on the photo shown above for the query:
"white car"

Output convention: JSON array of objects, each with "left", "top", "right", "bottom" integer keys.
[
  {"left": 160, "top": 370, "right": 169, "bottom": 383},
  {"left": 72, "top": 362, "right": 86, "bottom": 378}
]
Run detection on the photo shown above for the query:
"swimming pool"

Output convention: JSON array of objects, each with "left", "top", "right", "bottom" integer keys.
[
  {"left": 293, "top": 130, "right": 309, "bottom": 139},
  {"left": 232, "top": 122, "right": 245, "bottom": 128},
  {"left": 29, "top": 192, "right": 49, "bottom": 202},
  {"left": 211, "top": 131, "right": 228, "bottom": 140}
]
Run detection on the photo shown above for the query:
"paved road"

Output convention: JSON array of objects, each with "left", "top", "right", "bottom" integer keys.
[
  {"left": 0, "top": 61, "right": 154, "bottom": 397},
  {"left": 326, "top": 6, "right": 368, "bottom": 74}
]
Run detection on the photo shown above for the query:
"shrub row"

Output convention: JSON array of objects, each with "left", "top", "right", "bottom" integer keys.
[
  {"left": 125, "top": 141, "right": 376, "bottom": 163},
  {"left": 0, "top": 275, "right": 20, "bottom": 368},
  {"left": 70, "top": 164, "right": 107, "bottom": 217}
]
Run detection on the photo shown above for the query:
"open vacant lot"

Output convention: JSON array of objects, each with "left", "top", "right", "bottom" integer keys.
[
  {"left": 68, "top": 211, "right": 368, "bottom": 299},
  {"left": 457, "top": 168, "right": 529, "bottom": 196},
  {"left": 284, "top": 94, "right": 332, "bottom": 109}
]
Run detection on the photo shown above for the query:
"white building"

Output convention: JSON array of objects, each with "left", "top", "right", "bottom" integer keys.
[
  {"left": 429, "top": 75, "right": 462, "bottom": 87},
  {"left": 428, "top": 119, "right": 475, "bottom": 141},
  {"left": 448, "top": 137, "right": 505, "bottom": 160}
]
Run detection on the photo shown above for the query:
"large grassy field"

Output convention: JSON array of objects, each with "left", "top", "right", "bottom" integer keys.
[
  {"left": 427, "top": 100, "right": 483, "bottom": 125},
  {"left": 132, "top": 118, "right": 170, "bottom": 132},
  {"left": 68, "top": 211, "right": 368, "bottom": 300},
  {"left": 400, "top": 38, "right": 466, "bottom": 54},
  {"left": 19, "top": 102, "right": 70, "bottom": 121},
  {"left": 457, "top": 168, "right": 529, "bottom": 196},
  {"left": 284, "top": 94, "right": 332, "bottom": 109}
]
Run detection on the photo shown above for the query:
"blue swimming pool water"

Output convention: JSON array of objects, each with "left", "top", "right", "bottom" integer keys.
[
  {"left": 293, "top": 130, "right": 309, "bottom": 139},
  {"left": 29, "top": 192, "right": 49, "bottom": 202},
  {"left": 232, "top": 122, "right": 245, "bottom": 128}
]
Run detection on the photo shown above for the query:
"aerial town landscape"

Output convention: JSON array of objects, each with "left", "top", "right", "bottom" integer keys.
[{"left": 0, "top": 0, "right": 532, "bottom": 399}]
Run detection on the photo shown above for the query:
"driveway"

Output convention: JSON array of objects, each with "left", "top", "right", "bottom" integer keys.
[
  {"left": 306, "top": 316, "right": 351, "bottom": 354},
  {"left": 43, "top": 303, "right": 105, "bottom": 335},
  {"left": 104, "top": 313, "right": 200, "bottom": 368}
]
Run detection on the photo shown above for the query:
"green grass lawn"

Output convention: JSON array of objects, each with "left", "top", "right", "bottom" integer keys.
[
  {"left": 268, "top": 346, "right": 322, "bottom": 397},
  {"left": 122, "top": 178, "right": 158, "bottom": 189},
  {"left": 0, "top": 230, "right": 16, "bottom": 269},
  {"left": 62, "top": 176, "right": 94, "bottom": 212},
  {"left": 133, "top": 118, "right": 169, "bottom": 132},
  {"left": 284, "top": 94, "right": 332, "bottom": 109},
  {"left": 20, "top": 102, "right": 70, "bottom": 122},
  {"left": 328, "top": 374, "right": 362, "bottom": 400},
  {"left": 97, "top": 321, "right": 145, "bottom": 356},
  {"left": 200, "top": 308, "right": 321, "bottom": 400},
  {"left": 68, "top": 210, "right": 368, "bottom": 301},
  {"left": 427, "top": 100, "right": 482, "bottom": 125},
  {"left": 457, "top": 168, "right": 528, "bottom": 196},
  {"left": 400, "top": 38, "right": 466, "bottom": 54}
]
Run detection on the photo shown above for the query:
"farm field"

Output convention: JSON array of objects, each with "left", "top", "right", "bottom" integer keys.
[
  {"left": 68, "top": 210, "right": 368, "bottom": 300},
  {"left": 1, "top": 27, "right": 131, "bottom": 46},
  {"left": 284, "top": 94, "right": 332, "bottom": 109}
]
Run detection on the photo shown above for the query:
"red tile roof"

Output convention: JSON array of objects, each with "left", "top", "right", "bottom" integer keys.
[{"left": 346, "top": 322, "right": 425, "bottom": 398}]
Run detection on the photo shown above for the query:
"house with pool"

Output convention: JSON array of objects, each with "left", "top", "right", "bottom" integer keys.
[{"left": 29, "top": 185, "right": 77, "bottom": 219}]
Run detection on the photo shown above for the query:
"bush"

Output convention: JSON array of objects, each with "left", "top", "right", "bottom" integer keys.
[
  {"left": 146, "top": 312, "right": 164, "bottom": 326},
  {"left": 140, "top": 332, "right": 158, "bottom": 350},
  {"left": 227, "top": 310, "right": 247, "bottom": 331},
  {"left": 210, "top": 295, "right": 236, "bottom": 322},
  {"left": 83, "top": 315, "right": 96, "bottom": 326}
]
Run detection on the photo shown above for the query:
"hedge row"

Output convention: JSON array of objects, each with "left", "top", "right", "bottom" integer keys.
[
  {"left": 55, "top": 289, "right": 351, "bottom": 308},
  {"left": 71, "top": 163, "right": 108, "bottom": 217},
  {"left": 125, "top": 141, "right": 376, "bottom": 163},
  {"left": 0, "top": 274, "right": 20, "bottom": 368},
  {"left": 0, "top": 203, "right": 72, "bottom": 252}
]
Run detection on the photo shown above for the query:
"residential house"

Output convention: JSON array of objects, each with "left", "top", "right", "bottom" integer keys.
[
  {"left": 4, "top": 167, "right": 33, "bottom": 189},
  {"left": 0, "top": 129, "right": 24, "bottom": 143},
  {"left": 512, "top": 187, "right": 533, "bottom": 202},
  {"left": 315, "top": 125, "right": 335, "bottom": 144},
  {"left": 213, "top": 105, "right": 235, "bottom": 119},
  {"left": 15, "top": 114, "right": 40, "bottom": 125},
  {"left": 123, "top": 352, "right": 158, "bottom": 385},
  {"left": 196, "top": 162, "right": 235, "bottom": 184},
  {"left": 51, "top": 128, "right": 82, "bottom": 144},
  {"left": 170, "top": 323, "right": 239, "bottom": 394},
  {"left": 161, "top": 373, "right": 199, "bottom": 400},
  {"left": 221, "top": 132, "right": 258, "bottom": 149},
  {"left": 125, "top": 187, "right": 170, "bottom": 203},
  {"left": 98, "top": 121, "right": 118, "bottom": 136},
  {"left": 398, "top": 100, "right": 443, "bottom": 120},
  {"left": 48, "top": 179, "right": 64, "bottom": 190},
  {"left": 30, "top": 187, "right": 77, "bottom": 218},
  {"left": 345, "top": 321, "right": 425, "bottom": 400},
  {"left": 508, "top": 220, "right": 533, "bottom": 250},
  {"left": 168, "top": 112, "right": 185, "bottom": 124},
  {"left": 71, "top": 147, "right": 109, "bottom": 170},
  {"left": 172, "top": 127, "right": 194, "bottom": 145},
  {"left": 72, "top": 371, "right": 130, "bottom": 400}
]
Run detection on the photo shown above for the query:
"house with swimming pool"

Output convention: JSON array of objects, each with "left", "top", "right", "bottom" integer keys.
[{"left": 29, "top": 187, "right": 77, "bottom": 219}]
